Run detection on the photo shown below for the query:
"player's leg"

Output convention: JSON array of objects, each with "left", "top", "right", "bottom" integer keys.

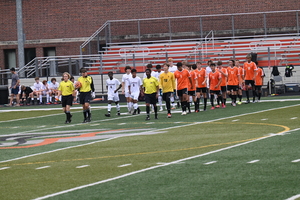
[
  {"left": 105, "top": 99, "right": 112, "bottom": 117},
  {"left": 252, "top": 83, "right": 256, "bottom": 103},
  {"left": 163, "top": 92, "right": 172, "bottom": 118}
]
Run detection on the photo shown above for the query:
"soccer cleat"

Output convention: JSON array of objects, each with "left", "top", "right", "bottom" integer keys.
[
  {"left": 171, "top": 106, "right": 176, "bottom": 110},
  {"left": 245, "top": 100, "right": 250, "bottom": 104},
  {"left": 145, "top": 116, "right": 150, "bottom": 121},
  {"left": 46, "top": 102, "right": 51, "bottom": 105},
  {"left": 117, "top": 111, "right": 121, "bottom": 116},
  {"left": 137, "top": 107, "right": 141, "bottom": 114},
  {"left": 159, "top": 108, "right": 163, "bottom": 112},
  {"left": 210, "top": 106, "right": 215, "bottom": 110},
  {"left": 65, "top": 120, "right": 70, "bottom": 124},
  {"left": 222, "top": 104, "right": 226, "bottom": 108},
  {"left": 215, "top": 105, "right": 220, "bottom": 108},
  {"left": 232, "top": 103, "right": 236, "bottom": 107},
  {"left": 195, "top": 109, "right": 199, "bottom": 113},
  {"left": 237, "top": 101, "right": 242, "bottom": 105},
  {"left": 132, "top": 110, "right": 137, "bottom": 115},
  {"left": 181, "top": 111, "right": 187, "bottom": 115},
  {"left": 252, "top": 101, "right": 256, "bottom": 103},
  {"left": 167, "top": 113, "right": 172, "bottom": 118},
  {"left": 86, "top": 118, "right": 91, "bottom": 122},
  {"left": 82, "top": 119, "right": 87, "bottom": 123},
  {"left": 155, "top": 115, "right": 158, "bottom": 119},
  {"left": 105, "top": 113, "right": 111, "bottom": 117}
]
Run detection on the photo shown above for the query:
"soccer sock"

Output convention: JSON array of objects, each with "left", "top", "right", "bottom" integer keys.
[
  {"left": 187, "top": 102, "right": 191, "bottom": 112},
  {"left": 245, "top": 90, "right": 249, "bottom": 100},
  {"left": 116, "top": 103, "right": 120, "bottom": 111},
  {"left": 218, "top": 96, "right": 223, "bottom": 105},
  {"left": 166, "top": 100, "right": 171, "bottom": 113},
  {"left": 65, "top": 111, "right": 71, "bottom": 121},
  {"left": 196, "top": 98, "right": 200, "bottom": 110},
  {"left": 86, "top": 109, "right": 91, "bottom": 119},
  {"left": 170, "top": 96, "right": 175, "bottom": 106},
  {"left": 238, "top": 94, "right": 242, "bottom": 101},
  {"left": 146, "top": 105, "right": 150, "bottom": 116},
  {"left": 108, "top": 103, "right": 112, "bottom": 112},
  {"left": 182, "top": 101, "right": 187, "bottom": 112},
  {"left": 204, "top": 98, "right": 207, "bottom": 110},
  {"left": 223, "top": 98, "right": 226, "bottom": 105},
  {"left": 232, "top": 95, "right": 237, "bottom": 103},
  {"left": 127, "top": 102, "right": 130, "bottom": 112},
  {"left": 39, "top": 95, "right": 43, "bottom": 102},
  {"left": 133, "top": 103, "right": 138, "bottom": 110},
  {"left": 46, "top": 94, "right": 50, "bottom": 103},
  {"left": 154, "top": 106, "right": 157, "bottom": 114},
  {"left": 158, "top": 96, "right": 163, "bottom": 108},
  {"left": 258, "top": 92, "right": 261, "bottom": 100},
  {"left": 210, "top": 95, "right": 214, "bottom": 107},
  {"left": 217, "top": 98, "right": 220, "bottom": 105},
  {"left": 83, "top": 111, "right": 87, "bottom": 120},
  {"left": 194, "top": 101, "right": 197, "bottom": 111},
  {"left": 252, "top": 90, "right": 256, "bottom": 102}
]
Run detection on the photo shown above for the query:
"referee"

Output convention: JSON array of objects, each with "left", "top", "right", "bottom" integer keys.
[{"left": 143, "top": 68, "right": 159, "bottom": 120}]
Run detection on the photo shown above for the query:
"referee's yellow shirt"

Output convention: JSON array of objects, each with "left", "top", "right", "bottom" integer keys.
[
  {"left": 78, "top": 76, "right": 92, "bottom": 92},
  {"left": 159, "top": 72, "right": 175, "bottom": 93},
  {"left": 58, "top": 80, "right": 75, "bottom": 96},
  {"left": 143, "top": 76, "right": 159, "bottom": 94}
]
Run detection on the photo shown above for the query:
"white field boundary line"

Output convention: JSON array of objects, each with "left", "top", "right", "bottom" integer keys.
[
  {"left": 286, "top": 194, "right": 300, "bottom": 200},
  {"left": 33, "top": 126, "right": 300, "bottom": 200},
  {"left": 1, "top": 103, "right": 299, "bottom": 164}
]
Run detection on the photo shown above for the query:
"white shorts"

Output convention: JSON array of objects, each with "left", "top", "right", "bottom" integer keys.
[
  {"left": 108, "top": 93, "right": 120, "bottom": 102},
  {"left": 130, "top": 92, "right": 139, "bottom": 101},
  {"left": 125, "top": 91, "right": 131, "bottom": 98}
]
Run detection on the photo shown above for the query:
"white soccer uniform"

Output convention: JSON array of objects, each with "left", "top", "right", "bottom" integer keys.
[
  {"left": 169, "top": 65, "right": 177, "bottom": 73},
  {"left": 106, "top": 78, "right": 121, "bottom": 101},
  {"left": 143, "top": 71, "right": 156, "bottom": 79},
  {"left": 128, "top": 76, "right": 142, "bottom": 100},
  {"left": 49, "top": 82, "right": 59, "bottom": 91},
  {"left": 41, "top": 84, "right": 49, "bottom": 95},
  {"left": 122, "top": 73, "right": 132, "bottom": 98},
  {"left": 33, "top": 82, "right": 43, "bottom": 91}
]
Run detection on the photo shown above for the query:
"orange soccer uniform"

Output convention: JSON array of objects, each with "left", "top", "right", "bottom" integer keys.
[
  {"left": 195, "top": 68, "right": 207, "bottom": 88},
  {"left": 209, "top": 71, "right": 222, "bottom": 91},
  {"left": 237, "top": 66, "right": 244, "bottom": 84},
  {"left": 243, "top": 61, "right": 257, "bottom": 80},
  {"left": 218, "top": 67, "right": 228, "bottom": 87},
  {"left": 174, "top": 69, "right": 190, "bottom": 90},
  {"left": 188, "top": 70, "right": 197, "bottom": 91},
  {"left": 255, "top": 68, "right": 264, "bottom": 86},
  {"left": 227, "top": 66, "right": 240, "bottom": 86}
]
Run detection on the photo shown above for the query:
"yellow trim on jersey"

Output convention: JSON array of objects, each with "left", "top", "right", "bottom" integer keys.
[
  {"left": 159, "top": 72, "right": 175, "bottom": 93},
  {"left": 77, "top": 76, "right": 92, "bottom": 92},
  {"left": 143, "top": 76, "right": 159, "bottom": 94},
  {"left": 58, "top": 80, "right": 75, "bottom": 96}
]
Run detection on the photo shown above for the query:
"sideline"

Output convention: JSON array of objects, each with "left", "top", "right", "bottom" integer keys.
[
  {"left": 33, "top": 126, "right": 299, "bottom": 200},
  {"left": 285, "top": 194, "right": 300, "bottom": 200}
]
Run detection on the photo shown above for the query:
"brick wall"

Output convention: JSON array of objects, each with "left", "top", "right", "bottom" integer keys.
[{"left": 1, "top": 0, "right": 300, "bottom": 68}]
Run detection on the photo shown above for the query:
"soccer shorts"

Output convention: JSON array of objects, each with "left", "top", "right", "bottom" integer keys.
[
  {"left": 130, "top": 92, "right": 139, "bottom": 101},
  {"left": 245, "top": 80, "right": 255, "bottom": 87},
  {"left": 108, "top": 92, "right": 120, "bottom": 102},
  {"left": 227, "top": 85, "right": 239, "bottom": 91},
  {"left": 11, "top": 87, "right": 19, "bottom": 95},
  {"left": 124, "top": 91, "right": 131, "bottom": 98},
  {"left": 62, "top": 95, "right": 73, "bottom": 107},
  {"left": 79, "top": 92, "right": 91, "bottom": 104},
  {"left": 196, "top": 87, "right": 207, "bottom": 93},
  {"left": 210, "top": 90, "right": 221, "bottom": 95},
  {"left": 162, "top": 92, "right": 172, "bottom": 101},
  {"left": 145, "top": 93, "right": 157, "bottom": 104},
  {"left": 221, "top": 86, "right": 227, "bottom": 92},
  {"left": 188, "top": 90, "right": 196, "bottom": 96},
  {"left": 177, "top": 88, "right": 188, "bottom": 97}
]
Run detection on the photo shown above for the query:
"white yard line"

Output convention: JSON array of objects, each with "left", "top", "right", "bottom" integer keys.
[
  {"left": 291, "top": 159, "right": 300, "bottom": 163},
  {"left": 0, "top": 167, "right": 10, "bottom": 170},
  {"left": 204, "top": 161, "right": 217, "bottom": 165},
  {"left": 36, "top": 166, "right": 50, "bottom": 170},
  {"left": 76, "top": 165, "right": 89, "bottom": 169},
  {"left": 118, "top": 163, "right": 132, "bottom": 168},
  {"left": 285, "top": 194, "right": 300, "bottom": 200},
  {"left": 247, "top": 160, "right": 260, "bottom": 163}
]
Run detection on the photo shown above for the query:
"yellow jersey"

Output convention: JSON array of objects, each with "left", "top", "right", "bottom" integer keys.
[
  {"left": 77, "top": 76, "right": 92, "bottom": 92},
  {"left": 143, "top": 76, "right": 159, "bottom": 94},
  {"left": 159, "top": 72, "right": 175, "bottom": 93},
  {"left": 58, "top": 80, "right": 75, "bottom": 96}
]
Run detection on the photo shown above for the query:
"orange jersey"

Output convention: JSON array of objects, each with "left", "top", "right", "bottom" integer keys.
[
  {"left": 237, "top": 66, "right": 244, "bottom": 83},
  {"left": 227, "top": 66, "right": 240, "bottom": 86},
  {"left": 188, "top": 70, "right": 197, "bottom": 91},
  {"left": 217, "top": 67, "right": 228, "bottom": 86},
  {"left": 195, "top": 68, "right": 207, "bottom": 88},
  {"left": 209, "top": 71, "right": 222, "bottom": 91},
  {"left": 255, "top": 68, "right": 264, "bottom": 86},
  {"left": 174, "top": 69, "right": 190, "bottom": 90},
  {"left": 243, "top": 61, "right": 257, "bottom": 80}
]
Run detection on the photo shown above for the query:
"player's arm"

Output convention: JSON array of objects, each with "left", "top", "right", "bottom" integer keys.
[
  {"left": 188, "top": 77, "right": 193, "bottom": 90},
  {"left": 115, "top": 84, "right": 122, "bottom": 93},
  {"left": 216, "top": 77, "right": 222, "bottom": 88}
]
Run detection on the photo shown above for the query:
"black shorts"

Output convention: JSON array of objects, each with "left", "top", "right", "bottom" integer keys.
[
  {"left": 162, "top": 92, "right": 172, "bottom": 101},
  {"left": 145, "top": 93, "right": 157, "bottom": 104},
  {"left": 245, "top": 80, "right": 255, "bottom": 87},
  {"left": 255, "top": 85, "right": 262, "bottom": 90},
  {"left": 188, "top": 90, "right": 196, "bottom": 96},
  {"left": 62, "top": 95, "right": 73, "bottom": 107},
  {"left": 210, "top": 90, "right": 221, "bottom": 95},
  {"left": 79, "top": 92, "right": 91, "bottom": 104},
  {"left": 177, "top": 88, "right": 188, "bottom": 97},
  {"left": 196, "top": 87, "right": 207, "bottom": 93},
  {"left": 227, "top": 85, "right": 239, "bottom": 91},
  {"left": 221, "top": 86, "right": 227, "bottom": 92}
]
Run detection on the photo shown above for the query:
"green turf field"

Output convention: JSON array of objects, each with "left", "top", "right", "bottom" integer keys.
[{"left": 0, "top": 97, "right": 299, "bottom": 200}]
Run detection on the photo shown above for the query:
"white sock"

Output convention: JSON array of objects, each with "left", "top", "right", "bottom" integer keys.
[
  {"left": 116, "top": 103, "right": 120, "bottom": 111},
  {"left": 133, "top": 103, "right": 138, "bottom": 109},
  {"left": 158, "top": 96, "right": 162, "bottom": 107},
  {"left": 108, "top": 104, "right": 112, "bottom": 112}
]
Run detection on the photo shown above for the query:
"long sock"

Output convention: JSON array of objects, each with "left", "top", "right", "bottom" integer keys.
[
  {"left": 166, "top": 100, "right": 171, "bottom": 113},
  {"left": 210, "top": 95, "right": 214, "bottom": 107},
  {"left": 196, "top": 98, "right": 200, "bottom": 111},
  {"left": 154, "top": 106, "right": 157, "bottom": 115},
  {"left": 46, "top": 94, "right": 50, "bottom": 102},
  {"left": 187, "top": 102, "right": 191, "bottom": 112},
  {"left": 116, "top": 103, "right": 120, "bottom": 111},
  {"left": 252, "top": 90, "right": 256, "bottom": 102},
  {"left": 86, "top": 109, "right": 91, "bottom": 119},
  {"left": 133, "top": 103, "right": 138, "bottom": 109},
  {"left": 83, "top": 111, "right": 87, "bottom": 120},
  {"left": 108, "top": 104, "right": 112, "bottom": 112},
  {"left": 238, "top": 94, "right": 242, "bottom": 101},
  {"left": 127, "top": 102, "right": 130, "bottom": 112},
  {"left": 218, "top": 96, "right": 223, "bottom": 105},
  {"left": 204, "top": 98, "right": 207, "bottom": 110},
  {"left": 232, "top": 95, "right": 237, "bottom": 103},
  {"left": 158, "top": 96, "right": 162, "bottom": 108},
  {"left": 66, "top": 111, "right": 71, "bottom": 121},
  {"left": 194, "top": 101, "right": 197, "bottom": 111},
  {"left": 39, "top": 95, "right": 42, "bottom": 103},
  {"left": 217, "top": 98, "right": 220, "bottom": 105},
  {"left": 223, "top": 98, "right": 226, "bottom": 105},
  {"left": 245, "top": 90, "right": 249, "bottom": 101},
  {"left": 146, "top": 105, "right": 150, "bottom": 116},
  {"left": 258, "top": 92, "right": 261, "bottom": 100}
]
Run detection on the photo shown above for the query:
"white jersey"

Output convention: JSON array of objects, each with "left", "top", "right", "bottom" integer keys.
[
  {"left": 122, "top": 73, "right": 132, "bottom": 93},
  {"left": 128, "top": 76, "right": 142, "bottom": 93},
  {"left": 169, "top": 65, "right": 177, "bottom": 73},
  {"left": 143, "top": 71, "right": 156, "bottom": 79},
  {"left": 33, "top": 82, "right": 43, "bottom": 91},
  {"left": 153, "top": 71, "right": 163, "bottom": 80},
  {"left": 49, "top": 82, "right": 59, "bottom": 90},
  {"left": 106, "top": 78, "right": 121, "bottom": 95}
]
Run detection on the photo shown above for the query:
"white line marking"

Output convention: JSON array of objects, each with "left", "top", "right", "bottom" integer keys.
[
  {"left": 285, "top": 194, "right": 300, "bottom": 200},
  {"left": 118, "top": 123, "right": 126, "bottom": 125},
  {"left": 156, "top": 162, "right": 167, "bottom": 165},
  {"left": 34, "top": 130, "right": 286, "bottom": 200},
  {"left": 90, "top": 124, "right": 100, "bottom": 126},
  {"left": 232, "top": 119, "right": 240, "bottom": 122},
  {"left": 11, "top": 127, "right": 19, "bottom": 129},
  {"left": 0, "top": 167, "right": 10, "bottom": 170},
  {"left": 261, "top": 118, "right": 268, "bottom": 121},
  {"left": 174, "top": 122, "right": 182, "bottom": 124},
  {"left": 118, "top": 163, "right": 132, "bottom": 168},
  {"left": 76, "top": 165, "right": 89, "bottom": 169},
  {"left": 291, "top": 159, "right": 300, "bottom": 163},
  {"left": 36, "top": 166, "right": 50, "bottom": 170},
  {"left": 146, "top": 122, "right": 155, "bottom": 124},
  {"left": 2, "top": 104, "right": 299, "bottom": 164},
  {"left": 204, "top": 161, "right": 217, "bottom": 165},
  {"left": 247, "top": 160, "right": 260, "bottom": 163},
  {"left": 290, "top": 117, "right": 298, "bottom": 120}
]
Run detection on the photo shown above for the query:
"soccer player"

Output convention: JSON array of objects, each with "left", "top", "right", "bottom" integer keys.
[
  {"left": 77, "top": 68, "right": 94, "bottom": 123},
  {"left": 243, "top": 53, "right": 258, "bottom": 103},
  {"left": 32, "top": 77, "right": 43, "bottom": 105},
  {"left": 208, "top": 63, "right": 223, "bottom": 110},
  {"left": 217, "top": 61, "right": 228, "bottom": 108},
  {"left": 128, "top": 69, "right": 143, "bottom": 115},
  {"left": 226, "top": 60, "right": 240, "bottom": 106},
  {"left": 236, "top": 60, "right": 244, "bottom": 104},
  {"left": 8, "top": 68, "right": 20, "bottom": 107},
  {"left": 20, "top": 85, "right": 33, "bottom": 106},
  {"left": 49, "top": 78, "right": 60, "bottom": 104},
  {"left": 121, "top": 66, "right": 133, "bottom": 113},
  {"left": 188, "top": 64, "right": 197, "bottom": 113},
  {"left": 195, "top": 62, "right": 208, "bottom": 111},
  {"left": 254, "top": 66, "right": 264, "bottom": 102},
  {"left": 41, "top": 80, "right": 51, "bottom": 105},
  {"left": 105, "top": 71, "right": 122, "bottom": 117},
  {"left": 159, "top": 63, "right": 176, "bottom": 118},
  {"left": 143, "top": 69, "right": 159, "bottom": 120},
  {"left": 167, "top": 58, "right": 177, "bottom": 109},
  {"left": 174, "top": 62, "right": 193, "bottom": 115},
  {"left": 154, "top": 64, "right": 164, "bottom": 111},
  {"left": 57, "top": 72, "right": 76, "bottom": 124}
]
